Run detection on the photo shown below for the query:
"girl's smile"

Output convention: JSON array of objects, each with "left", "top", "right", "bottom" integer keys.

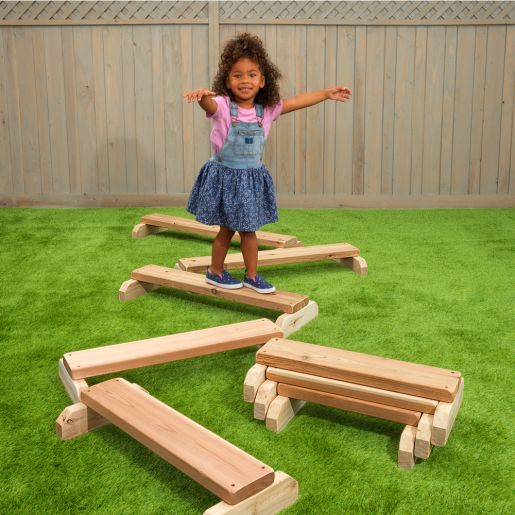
[{"left": 226, "top": 57, "right": 265, "bottom": 107}]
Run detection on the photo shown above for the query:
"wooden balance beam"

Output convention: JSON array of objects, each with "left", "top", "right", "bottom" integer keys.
[
  {"left": 176, "top": 243, "right": 368, "bottom": 276},
  {"left": 62, "top": 319, "right": 283, "bottom": 380},
  {"left": 56, "top": 378, "right": 298, "bottom": 513},
  {"left": 119, "top": 265, "right": 310, "bottom": 314},
  {"left": 244, "top": 338, "right": 463, "bottom": 469},
  {"left": 132, "top": 213, "right": 301, "bottom": 248}
]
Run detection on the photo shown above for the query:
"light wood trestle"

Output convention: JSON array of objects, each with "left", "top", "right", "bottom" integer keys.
[
  {"left": 245, "top": 338, "right": 464, "bottom": 469},
  {"left": 119, "top": 265, "right": 310, "bottom": 314},
  {"left": 56, "top": 378, "right": 298, "bottom": 512},
  {"left": 176, "top": 242, "right": 368, "bottom": 276},
  {"left": 133, "top": 213, "right": 301, "bottom": 248}
]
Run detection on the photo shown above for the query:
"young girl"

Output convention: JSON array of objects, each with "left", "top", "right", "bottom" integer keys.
[{"left": 184, "top": 33, "right": 351, "bottom": 293}]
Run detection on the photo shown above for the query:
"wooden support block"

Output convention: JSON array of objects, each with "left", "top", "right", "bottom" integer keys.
[
  {"left": 177, "top": 243, "right": 360, "bottom": 273},
  {"left": 275, "top": 300, "right": 318, "bottom": 337},
  {"left": 204, "top": 470, "right": 298, "bottom": 515},
  {"left": 254, "top": 380, "right": 278, "bottom": 420},
  {"left": 244, "top": 364, "right": 267, "bottom": 402},
  {"left": 132, "top": 223, "right": 167, "bottom": 239},
  {"left": 59, "top": 358, "right": 88, "bottom": 403},
  {"left": 266, "top": 367, "right": 438, "bottom": 414},
  {"left": 55, "top": 402, "right": 109, "bottom": 441},
  {"left": 139, "top": 214, "right": 299, "bottom": 248},
  {"left": 128, "top": 265, "right": 309, "bottom": 313},
  {"left": 257, "top": 338, "right": 461, "bottom": 402},
  {"left": 265, "top": 396, "right": 305, "bottom": 432},
  {"left": 414, "top": 413, "right": 434, "bottom": 459},
  {"left": 277, "top": 384, "right": 421, "bottom": 426},
  {"left": 118, "top": 278, "right": 159, "bottom": 301},
  {"left": 82, "top": 378, "right": 274, "bottom": 505},
  {"left": 64, "top": 319, "right": 283, "bottom": 380},
  {"left": 432, "top": 377, "right": 465, "bottom": 447},
  {"left": 398, "top": 425, "right": 417, "bottom": 470},
  {"left": 338, "top": 255, "right": 368, "bottom": 276}
]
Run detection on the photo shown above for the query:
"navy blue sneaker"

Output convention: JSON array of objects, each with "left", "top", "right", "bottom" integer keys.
[
  {"left": 205, "top": 269, "right": 243, "bottom": 289},
  {"left": 243, "top": 273, "right": 276, "bottom": 294}
]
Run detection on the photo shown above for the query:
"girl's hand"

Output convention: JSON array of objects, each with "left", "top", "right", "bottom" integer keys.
[
  {"left": 326, "top": 86, "right": 352, "bottom": 102},
  {"left": 183, "top": 88, "right": 216, "bottom": 103}
]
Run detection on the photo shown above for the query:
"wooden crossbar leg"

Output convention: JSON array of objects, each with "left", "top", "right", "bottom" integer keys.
[
  {"left": 337, "top": 256, "right": 368, "bottom": 276},
  {"left": 59, "top": 358, "right": 88, "bottom": 403},
  {"left": 119, "top": 279, "right": 159, "bottom": 301},
  {"left": 204, "top": 471, "right": 298, "bottom": 515},
  {"left": 275, "top": 300, "right": 318, "bottom": 337},
  {"left": 254, "top": 380, "right": 278, "bottom": 420},
  {"left": 398, "top": 425, "right": 417, "bottom": 470},
  {"left": 243, "top": 364, "right": 267, "bottom": 402},
  {"left": 132, "top": 223, "right": 167, "bottom": 239},
  {"left": 56, "top": 402, "right": 109, "bottom": 440},
  {"left": 415, "top": 413, "right": 434, "bottom": 459},
  {"left": 265, "top": 396, "right": 305, "bottom": 432},
  {"left": 432, "top": 377, "right": 464, "bottom": 447}
]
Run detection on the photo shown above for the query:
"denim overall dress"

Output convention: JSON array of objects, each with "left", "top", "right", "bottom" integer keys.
[{"left": 187, "top": 100, "right": 278, "bottom": 232}]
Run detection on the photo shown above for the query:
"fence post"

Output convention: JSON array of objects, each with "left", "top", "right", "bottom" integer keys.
[{"left": 208, "top": 1, "right": 219, "bottom": 82}]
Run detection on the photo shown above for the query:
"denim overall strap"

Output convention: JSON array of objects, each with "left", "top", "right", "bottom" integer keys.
[{"left": 212, "top": 102, "right": 266, "bottom": 169}]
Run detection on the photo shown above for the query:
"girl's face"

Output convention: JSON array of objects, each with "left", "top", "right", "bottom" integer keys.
[{"left": 226, "top": 58, "right": 265, "bottom": 104}]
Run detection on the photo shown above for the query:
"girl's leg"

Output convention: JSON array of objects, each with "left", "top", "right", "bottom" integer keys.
[
  {"left": 210, "top": 226, "right": 235, "bottom": 274},
  {"left": 239, "top": 231, "right": 258, "bottom": 278}
]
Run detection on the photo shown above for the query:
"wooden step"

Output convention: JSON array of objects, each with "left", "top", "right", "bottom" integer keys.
[
  {"left": 127, "top": 265, "right": 309, "bottom": 314},
  {"left": 177, "top": 243, "right": 360, "bottom": 273},
  {"left": 257, "top": 338, "right": 460, "bottom": 402},
  {"left": 266, "top": 367, "right": 438, "bottom": 414},
  {"left": 277, "top": 383, "right": 422, "bottom": 426},
  {"left": 135, "top": 214, "right": 300, "bottom": 248},
  {"left": 64, "top": 319, "right": 283, "bottom": 380},
  {"left": 81, "top": 378, "right": 274, "bottom": 505}
]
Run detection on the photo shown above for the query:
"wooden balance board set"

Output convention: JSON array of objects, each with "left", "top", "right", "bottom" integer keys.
[{"left": 56, "top": 214, "right": 463, "bottom": 514}]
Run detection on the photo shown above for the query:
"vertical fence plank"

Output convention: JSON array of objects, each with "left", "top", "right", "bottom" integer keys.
[
  {"left": 335, "top": 26, "right": 354, "bottom": 194},
  {"left": 181, "top": 25, "right": 194, "bottom": 192},
  {"left": 294, "top": 25, "right": 306, "bottom": 194},
  {"left": 32, "top": 27, "right": 52, "bottom": 193},
  {"left": 499, "top": 26, "right": 514, "bottom": 194},
  {"left": 364, "top": 26, "right": 384, "bottom": 195},
  {"left": 381, "top": 26, "right": 397, "bottom": 195},
  {"left": 276, "top": 25, "right": 294, "bottom": 194},
  {"left": 133, "top": 25, "right": 155, "bottom": 193},
  {"left": 451, "top": 26, "right": 475, "bottom": 194},
  {"left": 0, "top": 29, "right": 13, "bottom": 193},
  {"left": 422, "top": 26, "right": 445, "bottom": 195},
  {"left": 469, "top": 26, "right": 487, "bottom": 194},
  {"left": 152, "top": 25, "right": 166, "bottom": 193},
  {"left": 352, "top": 26, "right": 366, "bottom": 195},
  {"left": 163, "top": 25, "right": 184, "bottom": 193},
  {"left": 73, "top": 27, "right": 98, "bottom": 194},
  {"left": 263, "top": 24, "right": 278, "bottom": 183},
  {"left": 393, "top": 27, "right": 415, "bottom": 195},
  {"left": 323, "top": 25, "right": 336, "bottom": 195},
  {"left": 410, "top": 26, "right": 427, "bottom": 195},
  {"left": 14, "top": 27, "right": 41, "bottom": 194},
  {"left": 440, "top": 26, "right": 457, "bottom": 195},
  {"left": 481, "top": 26, "right": 506, "bottom": 194}
]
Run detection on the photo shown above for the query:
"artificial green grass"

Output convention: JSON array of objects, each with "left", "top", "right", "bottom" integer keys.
[{"left": 1, "top": 207, "right": 514, "bottom": 514}]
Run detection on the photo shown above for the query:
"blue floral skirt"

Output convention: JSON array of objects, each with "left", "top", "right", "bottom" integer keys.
[{"left": 187, "top": 161, "right": 278, "bottom": 232}]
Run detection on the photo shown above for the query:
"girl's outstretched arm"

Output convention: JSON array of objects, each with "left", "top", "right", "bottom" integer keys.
[
  {"left": 281, "top": 86, "right": 352, "bottom": 115},
  {"left": 183, "top": 88, "right": 218, "bottom": 115}
]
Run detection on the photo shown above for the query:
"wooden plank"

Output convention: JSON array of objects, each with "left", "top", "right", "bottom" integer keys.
[
  {"left": 265, "top": 395, "right": 305, "bottom": 432},
  {"left": 398, "top": 425, "right": 417, "bottom": 470},
  {"left": 55, "top": 402, "right": 109, "bottom": 441},
  {"left": 244, "top": 364, "right": 268, "bottom": 403},
  {"left": 257, "top": 338, "right": 460, "bottom": 402},
  {"left": 140, "top": 214, "right": 299, "bottom": 248},
  {"left": 432, "top": 377, "right": 464, "bottom": 447},
  {"left": 414, "top": 413, "right": 433, "bottom": 459},
  {"left": 254, "top": 380, "right": 278, "bottom": 420},
  {"left": 278, "top": 383, "right": 421, "bottom": 426},
  {"left": 64, "top": 319, "right": 283, "bottom": 379},
  {"left": 177, "top": 243, "right": 360, "bottom": 273},
  {"left": 204, "top": 470, "right": 298, "bottom": 515},
  {"left": 266, "top": 367, "right": 438, "bottom": 414},
  {"left": 130, "top": 265, "right": 309, "bottom": 314},
  {"left": 82, "top": 378, "right": 275, "bottom": 505}
]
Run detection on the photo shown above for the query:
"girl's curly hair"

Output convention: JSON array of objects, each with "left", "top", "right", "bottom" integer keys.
[{"left": 212, "top": 33, "right": 282, "bottom": 107}]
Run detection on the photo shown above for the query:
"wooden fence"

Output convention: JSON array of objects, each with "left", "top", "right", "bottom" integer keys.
[{"left": 1, "top": 1, "right": 514, "bottom": 208}]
